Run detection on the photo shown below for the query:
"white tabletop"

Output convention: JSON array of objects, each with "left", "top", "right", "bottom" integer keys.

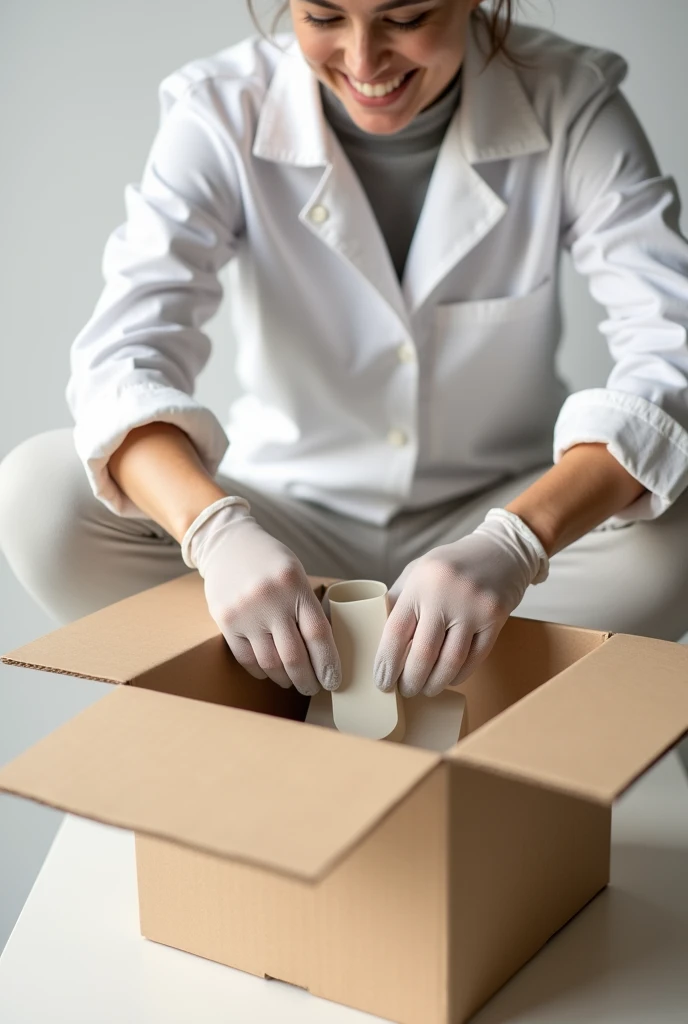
[{"left": 1, "top": 752, "right": 688, "bottom": 1024}]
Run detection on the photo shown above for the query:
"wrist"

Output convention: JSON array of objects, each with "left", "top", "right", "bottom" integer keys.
[
  {"left": 503, "top": 503, "right": 557, "bottom": 558},
  {"left": 181, "top": 496, "right": 253, "bottom": 570},
  {"left": 172, "top": 483, "right": 232, "bottom": 542},
  {"left": 479, "top": 508, "right": 550, "bottom": 585}
]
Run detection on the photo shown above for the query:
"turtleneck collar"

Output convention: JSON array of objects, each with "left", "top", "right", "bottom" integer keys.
[{"left": 320, "top": 67, "right": 463, "bottom": 155}]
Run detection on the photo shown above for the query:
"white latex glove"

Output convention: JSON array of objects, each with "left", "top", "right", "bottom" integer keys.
[
  {"left": 373, "top": 508, "right": 549, "bottom": 698},
  {"left": 183, "top": 498, "right": 342, "bottom": 697}
]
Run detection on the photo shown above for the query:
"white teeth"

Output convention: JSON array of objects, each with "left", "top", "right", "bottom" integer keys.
[{"left": 348, "top": 73, "right": 407, "bottom": 98}]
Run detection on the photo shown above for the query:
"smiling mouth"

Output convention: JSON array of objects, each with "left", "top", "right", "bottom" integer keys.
[{"left": 345, "top": 70, "right": 416, "bottom": 98}]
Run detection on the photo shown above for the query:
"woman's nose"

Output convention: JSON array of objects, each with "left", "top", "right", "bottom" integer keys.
[{"left": 344, "top": 28, "right": 388, "bottom": 82}]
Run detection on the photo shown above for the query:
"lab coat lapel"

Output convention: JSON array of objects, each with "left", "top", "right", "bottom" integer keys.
[
  {"left": 299, "top": 142, "right": 410, "bottom": 327},
  {"left": 253, "top": 41, "right": 410, "bottom": 330},
  {"left": 402, "top": 15, "right": 550, "bottom": 314},
  {"left": 401, "top": 120, "right": 508, "bottom": 314}
]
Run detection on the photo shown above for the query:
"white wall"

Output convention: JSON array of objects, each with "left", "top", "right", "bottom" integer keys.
[{"left": 1, "top": 0, "right": 687, "bottom": 953}]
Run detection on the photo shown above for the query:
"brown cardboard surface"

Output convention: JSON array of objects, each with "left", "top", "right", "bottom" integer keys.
[
  {"left": 1, "top": 573, "right": 215, "bottom": 682},
  {"left": 129, "top": 634, "right": 309, "bottom": 719},
  {"left": 136, "top": 765, "right": 449, "bottom": 1024},
  {"left": 307, "top": 765, "right": 448, "bottom": 1024},
  {"left": 450, "top": 615, "right": 607, "bottom": 734},
  {"left": 0, "top": 684, "right": 441, "bottom": 882},
  {"left": 452, "top": 633, "right": 688, "bottom": 802},
  {"left": 447, "top": 761, "right": 610, "bottom": 1023}
]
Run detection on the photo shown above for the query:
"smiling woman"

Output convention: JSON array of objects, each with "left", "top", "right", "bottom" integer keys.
[
  {"left": 248, "top": 0, "right": 519, "bottom": 65},
  {"left": 248, "top": 0, "right": 519, "bottom": 135},
  {"left": 294, "top": 0, "right": 485, "bottom": 132}
]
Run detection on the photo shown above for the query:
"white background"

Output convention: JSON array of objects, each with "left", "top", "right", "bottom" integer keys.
[{"left": 1, "top": 0, "right": 687, "bottom": 953}]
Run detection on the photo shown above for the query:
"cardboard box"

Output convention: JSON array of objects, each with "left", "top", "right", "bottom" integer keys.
[{"left": 2, "top": 571, "right": 688, "bottom": 1024}]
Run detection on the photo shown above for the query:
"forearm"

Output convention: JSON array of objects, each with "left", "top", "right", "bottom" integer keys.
[
  {"left": 108, "top": 422, "right": 230, "bottom": 543},
  {"left": 505, "top": 443, "right": 647, "bottom": 557}
]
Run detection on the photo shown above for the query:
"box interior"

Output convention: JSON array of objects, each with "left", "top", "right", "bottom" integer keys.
[{"left": 1, "top": 571, "right": 610, "bottom": 743}]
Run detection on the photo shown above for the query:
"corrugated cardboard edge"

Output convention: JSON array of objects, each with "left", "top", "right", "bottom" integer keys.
[{"left": 0, "top": 660, "right": 118, "bottom": 684}]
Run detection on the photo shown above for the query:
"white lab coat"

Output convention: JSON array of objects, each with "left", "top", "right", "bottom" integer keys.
[{"left": 67, "top": 14, "right": 688, "bottom": 528}]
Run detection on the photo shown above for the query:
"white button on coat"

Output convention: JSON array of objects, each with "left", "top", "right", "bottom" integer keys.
[
  {"left": 397, "top": 343, "right": 416, "bottom": 364},
  {"left": 308, "top": 204, "right": 329, "bottom": 225},
  {"left": 66, "top": 17, "right": 688, "bottom": 528},
  {"left": 387, "top": 429, "right": 409, "bottom": 448}
]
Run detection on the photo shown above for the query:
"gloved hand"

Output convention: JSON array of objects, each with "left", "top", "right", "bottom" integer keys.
[
  {"left": 373, "top": 508, "right": 549, "bottom": 698},
  {"left": 183, "top": 498, "right": 342, "bottom": 697}
]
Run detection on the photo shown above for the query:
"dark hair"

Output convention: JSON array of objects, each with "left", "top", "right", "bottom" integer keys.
[
  {"left": 247, "top": 2, "right": 523, "bottom": 67},
  {"left": 474, "top": 1, "right": 522, "bottom": 66}
]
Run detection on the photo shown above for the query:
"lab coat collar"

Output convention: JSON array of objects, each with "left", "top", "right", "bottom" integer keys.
[
  {"left": 457, "top": 13, "right": 550, "bottom": 163},
  {"left": 252, "top": 38, "right": 330, "bottom": 167},
  {"left": 252, "top": 17, "right": 550, "bottom": 168},
  {"left": 402, "top": 17, "right": 551, "bottom": 311}
]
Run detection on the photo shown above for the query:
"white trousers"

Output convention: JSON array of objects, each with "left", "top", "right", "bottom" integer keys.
[{"left": 1, "top": 428, "right": 687, "bottom": 641}]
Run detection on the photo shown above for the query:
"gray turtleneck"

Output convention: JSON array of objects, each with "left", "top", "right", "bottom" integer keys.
[{"left": 320, "top": 71, "right": 462, "bottom": 279}]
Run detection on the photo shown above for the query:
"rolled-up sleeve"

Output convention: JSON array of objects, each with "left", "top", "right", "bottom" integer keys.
[
  {"left": 555, "top": 54, "right": 688, "bottom": 526},
  {"left": 66, "top": 74, "right": 244, "bottom": 517}
]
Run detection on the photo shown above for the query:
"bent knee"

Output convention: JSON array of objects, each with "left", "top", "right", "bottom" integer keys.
[
  {"left": 628, "top": 521, "right": 688, "bottom": 640},
  {"left": 596, "top": 513, "right": 688, "bottom": 641},
  {"left": 0, "top": 428, "right": 93, "bottom": 571}
]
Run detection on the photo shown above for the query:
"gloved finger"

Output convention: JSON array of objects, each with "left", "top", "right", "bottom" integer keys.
[
  {"left": 226, "top": 634, "right": 269, "bottom": 681},
  {"left": 272, "top": 618, "right": 322, "bottom": 697},
  {"left": 397, "top": 611, "right": 447, "bottom": 698},
  {"left": 374, "top": 598, "right": 418, "bottom": 692},
  {"left": 298, "top": 592, "right": 342, "bottom": 691},
  {"left": 251, "top": 632, "right": 293, "bottom": 689},
  {"left": 421, "top": 623, "right": 474, "bottom": 698},
  {"left": 441, "top": 624, "right": 502, "bottom": 693},
  {"left": 386, "top": 561, "right": 416, "bottom": 609}
]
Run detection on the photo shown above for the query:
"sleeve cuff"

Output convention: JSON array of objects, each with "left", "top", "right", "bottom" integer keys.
[
  {"left": 553, "top": 388, "right": 688, "bottom": 526},
  {"left": 72, "top": 383, "right": 229, "bottom": 518}
]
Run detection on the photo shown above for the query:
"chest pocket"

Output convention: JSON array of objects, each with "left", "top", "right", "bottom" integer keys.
[
  {"left": 433, "top": 276, "right": 554, "bottom": 330},
  {"left": 425, "top": 277, "right": 566, "bottom": 465}
]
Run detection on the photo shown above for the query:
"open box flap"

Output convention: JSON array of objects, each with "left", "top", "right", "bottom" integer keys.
[
  {"left": 448, "top": 633, "right": 688, "bottom": 803},
  {"left": 1, "top": 573, "right": 336, "bottom": 684},
  {"left": 0, "top": 684, "right": 440, "bottom": 882},
  {"left": 1, "top": 574, "right": 218, "bottom": 682}
]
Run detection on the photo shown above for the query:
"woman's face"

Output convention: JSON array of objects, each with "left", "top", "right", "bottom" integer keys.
[{"left": 290, "top": 0, "right": 483, "bottom": 135}]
